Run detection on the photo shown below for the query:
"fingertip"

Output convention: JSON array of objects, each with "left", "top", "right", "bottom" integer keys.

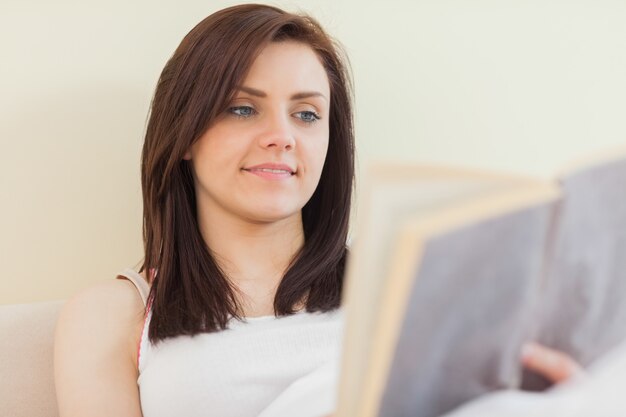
[
  {"left": 520, "top": 342, "right": 584, "bottom": 384},
  {"left": 520, "top": 342, "right": 539, "bottom": 363}
]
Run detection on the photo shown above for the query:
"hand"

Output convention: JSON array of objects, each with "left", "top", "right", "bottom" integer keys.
[{"left": 521, "top": 342, "right": 584, "bottom": 384}]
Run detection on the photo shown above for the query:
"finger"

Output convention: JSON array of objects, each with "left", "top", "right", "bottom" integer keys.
[{"left": 521, "top": 342, "right": 584, "bottom": 384}]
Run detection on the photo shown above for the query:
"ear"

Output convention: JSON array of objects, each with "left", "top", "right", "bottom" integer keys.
[{"left": 183, "top": 149, "right": 192, "bottom": 160}]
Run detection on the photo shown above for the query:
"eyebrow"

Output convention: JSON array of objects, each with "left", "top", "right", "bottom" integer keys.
[{"left": 236, "top": 86, "right": 327, "bottom": 101}]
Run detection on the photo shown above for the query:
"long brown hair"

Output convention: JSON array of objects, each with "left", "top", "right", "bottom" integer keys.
[{"left": 140, "top": 4, "right": 354, "bottom": 342}]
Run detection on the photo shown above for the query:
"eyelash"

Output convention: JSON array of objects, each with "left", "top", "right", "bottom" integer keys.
[
  {"left": 229, "top": 106, "right": 256, "bottom": 119},
  {"left": 228, "top": 106, "right": 321, "bottom": 124}
]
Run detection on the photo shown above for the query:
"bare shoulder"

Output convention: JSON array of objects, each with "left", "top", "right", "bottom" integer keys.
[
  {"left": 58, "top": 279, "right": 146, "bottom": 337},
  {"left": 56, "top": 278, "right": 146, "bottom": 359},
  {"left": 54, "top": 279, "right": 146, "bottom": 416},
  {"left": 63, "top": 278, "right": 146, "bottom": 312}
]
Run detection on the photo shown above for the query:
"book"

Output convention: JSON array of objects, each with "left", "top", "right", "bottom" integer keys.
[
  {"left": 335, "top": 148, "right": 626, "bottom": 417},
  {"left": 523, "top": 150, "right": 626, "bottom": 390}
]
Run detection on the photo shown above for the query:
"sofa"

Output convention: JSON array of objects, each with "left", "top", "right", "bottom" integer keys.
[{"left": 0, "top": 300, "right": 64, "bottom": 417}]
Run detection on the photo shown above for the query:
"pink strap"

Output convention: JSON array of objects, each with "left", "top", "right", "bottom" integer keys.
[
  {"left": 116, "top": 268, "right": 153, "bottom": 369},
  {"left": 116, "top": 268, "right": 150, "bottom": 307}
]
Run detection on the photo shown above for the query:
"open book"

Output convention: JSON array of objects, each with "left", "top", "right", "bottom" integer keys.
[{"left": 336, "top": 148, "right": 626, "bottom": 417}]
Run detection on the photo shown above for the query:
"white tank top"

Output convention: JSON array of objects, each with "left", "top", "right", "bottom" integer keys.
[{"left": 117, "top": 268, "right": 344, "bottom": 417}]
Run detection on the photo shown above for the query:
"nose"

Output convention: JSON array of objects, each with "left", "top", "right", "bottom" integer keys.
[{"left": 257, "top": 111, "right": 296, "bottom": 151}]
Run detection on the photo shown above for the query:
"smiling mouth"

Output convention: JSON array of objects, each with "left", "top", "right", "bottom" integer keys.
[
  {"left": 242, "top": 167, "right": 295, "bottom": 179},
  {"left": 246, "top": 168, "right": 294, "bottom": 174}
]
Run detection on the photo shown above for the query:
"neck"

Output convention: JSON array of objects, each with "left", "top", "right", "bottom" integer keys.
[{"left": 197, "top": 206, "right": 305, "bottom": 317}]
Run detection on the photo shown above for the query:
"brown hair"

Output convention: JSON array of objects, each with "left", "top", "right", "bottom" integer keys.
[{"left": 140, "top": 4, "right": 354, "bottom": 342}]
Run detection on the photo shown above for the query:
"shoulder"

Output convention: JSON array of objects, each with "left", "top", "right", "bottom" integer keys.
[
  {"left": 54, "top": 279, "right": 145, "bottom": 416},
  {"left": 59, "top": 278, "right": 146, "bottom": 326},
  {"left": 56, "top": 278, "right": 146, "bottom": 365}
]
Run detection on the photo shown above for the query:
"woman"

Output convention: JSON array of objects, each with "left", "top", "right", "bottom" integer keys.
[
  {"left": 53, "top": 4, "right": 579, "bottom": 417},
  {"left": 55, "top": 4, "right": 352, "bottom": 417}
]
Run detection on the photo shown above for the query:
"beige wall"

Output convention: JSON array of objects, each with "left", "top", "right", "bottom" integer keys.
[{"left": 2, "top": 0, "right": 625, "bottom": 304}]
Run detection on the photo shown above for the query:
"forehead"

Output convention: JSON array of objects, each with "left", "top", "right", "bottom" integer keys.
[{"left": 241, "top": 40, "right": 330, "bottom": 97}]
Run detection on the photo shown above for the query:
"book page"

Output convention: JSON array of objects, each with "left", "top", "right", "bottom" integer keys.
[
  {"left": 532, "top": 154, "right": 626, "bottom": 370},
  {"left": 338, "top": 164, "right": 559, "bottom": 417},
  {"left": 377, "top": 202, "right": 555, "bottom": 417},
  {"left": 339, "top": 166, "right": 526, "bottom": 413}
]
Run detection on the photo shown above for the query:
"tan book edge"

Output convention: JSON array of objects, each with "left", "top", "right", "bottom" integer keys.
[
  {"left": 337, "top": 161, "right": 560, "bottom": 417},
  {"left": 358, "top": 183, "right": 560, "bottom": 417},
  {"left": 338, "top": 163, "right": 516, "bottom": 414},
  {"left": 553, "top": 145, "right": 626, "bottom": 179}
]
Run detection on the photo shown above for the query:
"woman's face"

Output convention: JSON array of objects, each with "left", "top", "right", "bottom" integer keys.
[{"left": 185, "top": 41, "right": 330, "bottom": 225}]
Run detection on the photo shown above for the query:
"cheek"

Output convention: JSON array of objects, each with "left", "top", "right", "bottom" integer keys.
[
  {"left": 318, "top": 142, "right": 330, "bottom": 172},
  {"left": 303, "top": 140, "right": 329, "bottom": 204},
  {"left": 192, "top": 130, "right": 245, "bottom": 172},
  {"left": 305, "top": 136, "right": 330, "bottom": 185},
  {"left": 308, "top": 125, "right": 330, "bottom": 166}
]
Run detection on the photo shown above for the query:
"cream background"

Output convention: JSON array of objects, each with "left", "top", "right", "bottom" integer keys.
[{"left": 1, "top": 0, "right": 625, "bottom": 304}]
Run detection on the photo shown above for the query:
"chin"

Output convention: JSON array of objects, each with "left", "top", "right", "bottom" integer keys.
[{"left": 244, "top": 205, "right": 302, "bottom": 224}]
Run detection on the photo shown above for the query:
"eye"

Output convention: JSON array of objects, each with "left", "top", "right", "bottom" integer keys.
[
  {"left": 294, "top": 110, "right": 321, "bottom": 124},
  {"left": 229, "top": 106, "right": 256, "bottom": 118}
]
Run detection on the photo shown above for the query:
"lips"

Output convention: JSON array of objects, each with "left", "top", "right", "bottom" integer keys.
[
  {"left": 241, "top": 162, "right": 296, "bottom": 181},
  {"left": 243, "top": 163, "right": 296, "bottom": 175}
]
